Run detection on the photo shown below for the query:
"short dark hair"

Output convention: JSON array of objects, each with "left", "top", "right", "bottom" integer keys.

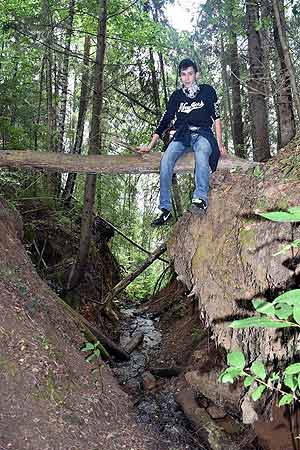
[{"left": 178, "top": 58, "right": 198, "bottom": 74}]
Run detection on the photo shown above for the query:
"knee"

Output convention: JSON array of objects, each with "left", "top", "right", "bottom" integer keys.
[{"left": 194, "top": 138, "right": 212, "bottom": 156}]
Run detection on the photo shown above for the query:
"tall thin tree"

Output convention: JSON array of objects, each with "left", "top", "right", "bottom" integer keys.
[
  {"left": 272, "top": 0, "right": 297, "bottom": 145},
  {"left": 57, "top": 0, "right": 76, "bottom": 154},
  {"left": 246, "top": 0, "right": 271, "bottom": 161},
  {"left": 62, "top": 35, "right": 91, "bottom": 204},
  {"left": 68, "top": 0, "right": 107, "bottom": 289}
]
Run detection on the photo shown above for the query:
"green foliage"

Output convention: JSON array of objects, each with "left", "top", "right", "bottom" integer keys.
[
  {"left": 227, "top": 351, "right": 245, "bottom": 369},
  {"left": 229, "top": 289, "right": 300, "bottom": 329},
  {"left": 258, "top": 207, "right": 300, "bottom": 222},
  {"left": 81, "top": 340, "right": 109, "bottom": 362},
  {"left": 219, "top": 350, "right": 299, "bottom": 406}
]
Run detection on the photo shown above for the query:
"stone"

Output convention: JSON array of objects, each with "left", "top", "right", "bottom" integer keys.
[{"left": 142, "top": 372, "right": 156, "bottom": 391}]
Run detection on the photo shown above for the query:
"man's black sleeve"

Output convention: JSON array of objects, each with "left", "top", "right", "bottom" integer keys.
[
  {"left": 154, "top": 91, "right": 178, "bottom": 138},
  {"left": 210, "top": 87, "right": 221, "bottom": 121}
]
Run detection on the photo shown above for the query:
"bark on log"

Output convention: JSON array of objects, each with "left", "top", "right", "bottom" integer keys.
[
  {"left": 0, "top": 151, "right": 258, "bottom": 174},
  {"left": 83, "top": 319, "right": 130, "bottom": 361},
  {"left": 61, "top": 299, "right": 130, "bottom": 361},
  {"left": 124, "top": 332, "right": 144, "bottom": 354}
]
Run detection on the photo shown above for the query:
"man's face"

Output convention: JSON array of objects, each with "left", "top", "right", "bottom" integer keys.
[{"left": 180, "top": 66, "right": 197, "bottom": 88}]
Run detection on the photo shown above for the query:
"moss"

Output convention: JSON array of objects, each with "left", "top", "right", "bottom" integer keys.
[{"left": 239, "top": 227, "right": 256, "bottom": 248}]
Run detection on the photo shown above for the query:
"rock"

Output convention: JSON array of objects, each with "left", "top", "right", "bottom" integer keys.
[
  {"left": 185, "top": 370, "right": 240, "bottom": 414},
  {"left": 241, "top": 394, "right": 259, "bottom": 424},
  {"left": 142, "top": 372, "right": 156, "bottom": 391},
  {"left": 176, "top": 388, "right": 254, "bottom": 450},
  {"left": 207, "top": 405, "right": 226, "bottom": 419}
]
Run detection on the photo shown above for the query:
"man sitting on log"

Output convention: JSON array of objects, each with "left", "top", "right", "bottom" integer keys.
[{"left": 139, "top": 58, "right": 227, "bottom": 227}]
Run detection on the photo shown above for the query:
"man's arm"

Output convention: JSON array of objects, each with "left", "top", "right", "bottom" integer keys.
[
  {"left": 214, "top": 118, "right": 227, "bottom": 155},
  {"left": 210, "top": 86, "right": 227, "bottom": 156},
  {"left": 138, "top": 92, "right": 177, "bottom": 153}
]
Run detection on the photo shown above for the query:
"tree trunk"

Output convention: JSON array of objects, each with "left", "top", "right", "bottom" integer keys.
[
  {"left": 246, "top": 0, "right": 271, "bottom": 161},
  {"left": 158, "top": 52, "right": 168, "bottom": 109},
  {"left": 62, "top": 35, "right": 91, "bottom": 204},
  {"left": 229, "top": 30, "right": 245, "bottom": 157},
  {"left": 42, "top": 0, "right": 59, "bottom": 197},
  {"left": 272, "top": 0, "right": 300, "bottom": 123},
  {"left": 272, "top": 0, "right": 296, "bottom": 147},
  {"left": 34, "top": 56, "right": 45, "bottom": 152},
  {"left": 68, "top": 0, "right": 107, "bottom": 289},
  {"left": 152, "top": 4, "right": 168, "bottom": 109},
  {"left": 220, "top": 35, "right": 232, "bottom": 151},
  {"left": 57, "top": 0, "right": 76, "bottom": 154},
  {"left": 149, "top": 48, "right": 161, "bottom": 120},
  {"left": 172, "top": 174, "right": 183, "bottom": 218}
]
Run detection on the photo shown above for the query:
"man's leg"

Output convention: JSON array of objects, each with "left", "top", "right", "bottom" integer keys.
[
  {"left": 159, "top": 139, "right": 186, "bottom": 211},
  {"left": 151, "top": 140, "right": 186, "bottom": 227},
  {"left": 191, "top": 135, "right": 212, "bottom": 212}
]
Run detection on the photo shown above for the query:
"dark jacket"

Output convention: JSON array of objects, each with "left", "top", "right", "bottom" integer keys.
[{"left": 155, "top": 84, "right": 221, "bottom": 172}]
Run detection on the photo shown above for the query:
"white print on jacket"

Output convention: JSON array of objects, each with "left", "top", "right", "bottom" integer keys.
[{"left": 178, "top": 100, "right": 204, "bottom": 113}]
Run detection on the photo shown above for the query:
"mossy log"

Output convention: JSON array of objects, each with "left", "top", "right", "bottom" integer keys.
[{"left": 0, "top": 150, "right": 257, "bottom": 174}]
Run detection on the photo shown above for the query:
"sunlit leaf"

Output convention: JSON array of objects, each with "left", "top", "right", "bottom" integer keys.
[
  {"left": 284, "top": 374, "right": 297, "bottom": 392},
  {"left": 278, "top": 394, "right": 294, "bottom": 406},
  {"left": 258, "top": 208, "right": 300, "bottom": 222},
  {"left": 284, "top": 363, "right": 300, "bottom": 375},
  {"left": 81, "top": 342, "right": 95, "bottom": 352},
  {"left": 227, "top": 351, "right": 246, "bottom": 369},
  {"left": 251, "top": 361, "right": 266, "bottom": 380},
  {"left": 251, "top": 385, "right": 266, "bottom": 401},
  {"left": 293, "top": 305, "right": 300, "bottom": 325},
  {"left": 273, "top": 290, "right": 300, "bottom": 306},
  {"left": 244, "top": 376, "right": 255, "bottom": 387},
  {"left": 274, "top": 303, "right": 293, "bottom": 320},
  {"left": 229, "top": 317, "right": 296, "bottom": 329},
  {"left": 252, "top": 298, "right": 275, "bottom": 316}
]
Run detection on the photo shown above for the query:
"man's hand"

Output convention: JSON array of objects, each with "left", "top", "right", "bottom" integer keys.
[
  {"left": 218, "top": 143, "right": 228, "bottom": 156},
  {"left": 137, "top": 145, "right": 152, "bottom": 153}
]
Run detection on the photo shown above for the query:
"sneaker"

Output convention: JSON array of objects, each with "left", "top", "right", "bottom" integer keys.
[
  {"left": 190, "top": 198, "right": 208, "bottom": 215},
  {"left": 151, "top": 209, "right": 173, "bottom": 227}
]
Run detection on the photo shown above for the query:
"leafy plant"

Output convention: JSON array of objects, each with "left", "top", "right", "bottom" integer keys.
[
  {"left": 258, "top": 206, "right": 300, "bottom": 223},
  {"left": 219, "top": 350, "right": 298, "bottom": 406},
  {"left": 81, "top": 340, "right": 109, "bottom": 363}
]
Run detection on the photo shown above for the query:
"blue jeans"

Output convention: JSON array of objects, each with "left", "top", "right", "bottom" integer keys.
[{"left": 159, "top": 134, "right": 212, "bottom": 211}]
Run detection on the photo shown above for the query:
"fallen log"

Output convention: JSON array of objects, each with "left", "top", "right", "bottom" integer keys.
[
  {"left": 149, "top": 366, "right": 183, "bottom": 378},
  {"left": 55, "top": 296, "right": 130, "bottom": 361},
  {"left": 100, "top": 242, "right": 167, "bottom": 308},
  {"left": 124, "top": 332, "right": 144, "bottom": 354},
  {"left": 0, "top": 150, "right": 258, "bottom": 174},
  {"left": 98, "top": 215, "right": 169, "bottom": 263}
]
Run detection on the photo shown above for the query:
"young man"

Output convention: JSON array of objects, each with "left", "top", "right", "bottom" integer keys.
[{"left": 139, "top": 58, "right": 227, "bottom": 227}]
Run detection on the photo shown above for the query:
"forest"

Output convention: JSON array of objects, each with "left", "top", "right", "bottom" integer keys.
[{"left": 1, "top": 0, "right": 300, "bottom": 449}]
